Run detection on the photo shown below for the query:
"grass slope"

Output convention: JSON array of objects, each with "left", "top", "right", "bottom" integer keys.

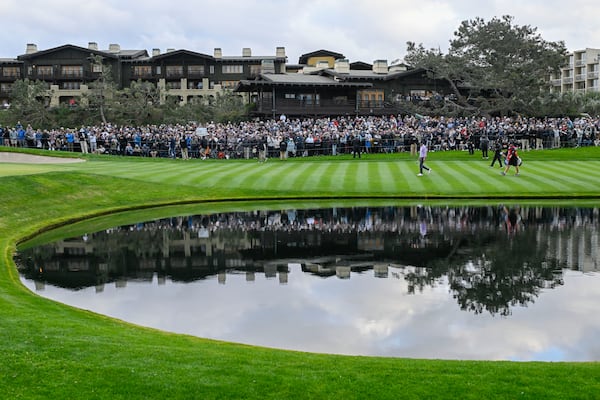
[{"left": 1, "top": 147, "right": 600, "bottom": 399}]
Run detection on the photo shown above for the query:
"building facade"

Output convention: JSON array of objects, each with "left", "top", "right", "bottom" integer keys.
[
  {"left": 550, "top": 48, "right": 600, "bottom": 94},
  {"left": 0, "top": 43, "right": 287, "bottom": 108},
  {"left": 1, "top": 44, "right": 447, "bottom": 117}
]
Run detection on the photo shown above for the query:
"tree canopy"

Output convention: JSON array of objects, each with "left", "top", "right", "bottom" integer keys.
[{"left": 405, "top": 15, "right": 568, "bottom": 117}]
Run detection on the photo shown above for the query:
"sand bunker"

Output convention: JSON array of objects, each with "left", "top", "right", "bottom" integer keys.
[{"left": 0, "top": 152, "right": 85, "bottom": 164}]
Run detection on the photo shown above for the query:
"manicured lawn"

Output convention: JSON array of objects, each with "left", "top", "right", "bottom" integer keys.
[{"left": 1, "top": 147, "right": 600, "bottom": 399}]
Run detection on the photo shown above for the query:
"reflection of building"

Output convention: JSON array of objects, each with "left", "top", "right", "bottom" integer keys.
[{"left": 16, "top": 206, "right": 600, "bottom": 290}]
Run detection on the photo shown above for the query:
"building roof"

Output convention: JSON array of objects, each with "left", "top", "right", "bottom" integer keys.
[
  {"left": 298, "top": 49, "right": 345, "bottom": 65},
  {"left": 323, "top": 67, "right": 426, "bottom": 81},
  {"left": 17, "top": 44, "right": 119, "bottom": 60},
  {"left": 151, "top": 49, "right": 213, "bottom": 61},
  {"left": 220, "top": 56, "right": 286, "bottom": 62},
  {"left": 236, "top": 73, "right": 372, "bottom": 91}
]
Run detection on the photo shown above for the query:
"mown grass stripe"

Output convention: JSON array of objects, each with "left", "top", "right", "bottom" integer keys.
[
  {"left": 527, "top": 163, "right": 591, "bottom": 193},
  {"left": 428, "top": 161, "right": 470, "bottom": 195},
  {"left": 375, "top": 161, "right": 400, "bottom": 193},
  {"left": 191, "top": 162, "right": 253, "bottom": 187},
  {"left": 397, "top": 160, "right": 425, "bottom": 193},
  {"left": 267, "top": 162, "right": 313, "bottom": 192},
  {"left": 446, "top": 161, "right": 506, "bottom": 195},
  {"left": 300, "top": 161, "right": 331, "bottom": 192}
]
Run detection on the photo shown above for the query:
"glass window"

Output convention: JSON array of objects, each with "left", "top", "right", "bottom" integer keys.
[
  {"left": 133, "top": 66, "right": 152, "bottom": 77},
  {"left": 37, "top": 65, "right": 53, "bottom": 77},
  {"left": 249, "top": 65, "right": 261, "bottom": 76},
  {"left": 188, "top": 65, "right": 205, "bottom": 76},
  {"left": 61, "top": 82, "right": 81, "bottom": 90},
  {"left": 166, "top": 65, "right": 183, "bottom": 77},
  {"left": 222, "top": 65, "right": 243, "bottom": 74},
  {"left": 2, "top": 67, "right": 21, "bottom": 78},
  {"left": 61, "top": 65, "right": 83, "bottom": 78},
  {"left": 221, "top": 81, "right": 238, "bottom": 89}
]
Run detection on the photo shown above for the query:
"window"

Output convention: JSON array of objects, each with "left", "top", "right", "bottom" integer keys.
[
  {"left": 221, "top": 80, "right": 238, "bottom": 89},
  {"left": 166, "top": 65, "right": 183, "bottom": 77},
  {"left": 209, "top": 65, "right": 214, "bottom": 74},
  {"left": 284, "top": 93, "right": 296, "bottom": 99},
  {"left": 92, "top": 64, "right": 103, "bottom": 73},
  {"left": 249, "top": 65, "right": 261, "bottom": 76},
  {"left": 2, "top": 67, "right": 21, "bottom": 78},
  {"left": 222, "top": 64, "right": 243, "bottom": 74},
  {"left": 37, "top": 65, "right": 53, "bottom": 78},
  {"left": 0, "top": 83, "right": 12, "bottom": 94},
  {"left": 188, "top": 65, "right": 205, "bottom": 76},
  {"left": 62, "top": 82, "right": 81, "bottom": 90},
  {"left": 61, "top": 65, "right": 83, "bottom": 78},
  {"left": 166, "top": 81, "right": 181, "bottom": 89},
  {"left": 133, "top": 65, "right": 152, "bottom": 77},
  {"left": 156, "top": 66, "right": 161, "bottom": 75}
]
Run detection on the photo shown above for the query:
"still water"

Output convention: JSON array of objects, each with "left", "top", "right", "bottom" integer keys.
[{"left": 17, "top": 205, "right": 600, "bottom": 361}]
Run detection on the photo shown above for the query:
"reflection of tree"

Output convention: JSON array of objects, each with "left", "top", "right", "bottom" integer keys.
[{"left": 444, "top": 230, "right": 563, "bottom": 316}]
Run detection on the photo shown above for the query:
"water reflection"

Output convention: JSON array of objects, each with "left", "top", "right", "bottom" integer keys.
[{"left": 17, "top": 205, "right": 600, "bottom": 360}]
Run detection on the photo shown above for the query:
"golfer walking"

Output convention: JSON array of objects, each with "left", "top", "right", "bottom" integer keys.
[{"left": 418, "top": 142, "right": 431, "bottom": 176}]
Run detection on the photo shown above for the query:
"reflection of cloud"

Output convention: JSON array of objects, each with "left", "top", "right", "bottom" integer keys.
[{"left": 20, "top": 269, "right": 600, "bottom": 361}]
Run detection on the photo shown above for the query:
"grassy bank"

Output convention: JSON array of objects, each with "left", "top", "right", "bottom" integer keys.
[{"left": 1, "top": 147, "right": 600, "bottom": 399}]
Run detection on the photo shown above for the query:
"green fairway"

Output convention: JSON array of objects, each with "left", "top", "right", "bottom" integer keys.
[{"left": 1, "top": 147, "right": 600, "bottom": 399}]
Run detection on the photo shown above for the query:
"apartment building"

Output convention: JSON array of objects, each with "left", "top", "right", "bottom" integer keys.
[{"left": 550, "top": 48, "right": 600, "bottom": 94}]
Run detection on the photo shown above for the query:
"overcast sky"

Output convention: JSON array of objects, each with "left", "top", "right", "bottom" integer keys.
[{"left": 2, "top": 0, "right": 598, "bottom": 64}]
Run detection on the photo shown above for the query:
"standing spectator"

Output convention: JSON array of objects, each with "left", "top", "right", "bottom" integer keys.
[
  {"left": 480, "top": 134, "right": 489, "bottom": 159},
  {"left": 88, "top": 130, "right": 97, "bottom": 153},
  {"left": 79, "top": 128, "right": 89, "bottom": 154}
]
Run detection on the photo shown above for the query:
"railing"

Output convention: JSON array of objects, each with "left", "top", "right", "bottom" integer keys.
[
  {"left": 587, "top": 71, "right": 599, "bottom": 79},
  {"left": 575, "top": 74, "right": 587, "bottom": 81},
  {"left": 562, "top": 77, "right": 573, "bottom": 84},
  {"left": 575, "top": 59, "right": 586, "bottom": 66}
]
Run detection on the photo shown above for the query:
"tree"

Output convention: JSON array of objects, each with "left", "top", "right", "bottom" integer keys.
[
  {"left": 405, "top": 15, "right": 568, "bottom": 116},
  {"left": 85, "top": 55, "right": 118, "bottom": 124},
  {"left": 117, "top": 80, "right": 162, "bottom": 125},
  {"left": 7, "top": 79, "right": 53, "bottom": 127}
]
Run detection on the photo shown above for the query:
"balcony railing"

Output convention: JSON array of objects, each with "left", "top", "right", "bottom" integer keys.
[
  {"left": 132, "top": 72, "right": 153, "bottom": 78},
  {"left": 562, "top": 77, "right": 573, "bottom": 84},
  {"left": 575, "top": 59, "right": 586, "bottom": 66},
  {"left": 575, "top": 74, "right": 587, "bottom": 81},
  {"left": 587, "top": 71, "right": 599, "bottom": 79}
]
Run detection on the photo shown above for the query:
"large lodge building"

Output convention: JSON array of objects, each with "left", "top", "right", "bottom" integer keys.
[{"left": 0, "top": 42, "right": 448, "bottom": 117}]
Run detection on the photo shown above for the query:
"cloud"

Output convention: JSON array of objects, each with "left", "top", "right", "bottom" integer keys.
[{"left": 0, "top": 0, "right": 596, "bottom": 61}]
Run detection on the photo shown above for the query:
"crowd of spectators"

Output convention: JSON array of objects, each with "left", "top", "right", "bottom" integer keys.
[{"left": 1, "top": 114, "right": 599, "bottom": 159}]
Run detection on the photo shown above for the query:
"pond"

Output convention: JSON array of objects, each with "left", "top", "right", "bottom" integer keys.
[{"left": 16, "top": 204, "right": 600, "bottom": 361}]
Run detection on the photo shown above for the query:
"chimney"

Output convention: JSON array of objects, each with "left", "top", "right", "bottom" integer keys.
[
  {"left": 152, "top": 48, "right": 160, "bottom": 56},
  {"left": 372, "top": 59, "right": 388, "bottom": 74},
  {"left": 242, "top": 48, "right": 252, "bottom": 57},
  {"left": 334, "top": 58, "right": 350, "bottom": 74},
  {"left": 166, "top": 48, "right": 175, "bottom": 53},
  {"left": 214, "top": 47, "right": 222, "bottom": 58},
  {"left": 26, "top": 43, "right": 38, "bottom": 54},
  {"left": 108, "top": 43, "right": 120, "bottom": 53},
  {"left": 276, "top": 46, "right": 286, "bottom": 58},
  {"left": 88, "top": 42, "right": 98, "bottom": 51}
]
